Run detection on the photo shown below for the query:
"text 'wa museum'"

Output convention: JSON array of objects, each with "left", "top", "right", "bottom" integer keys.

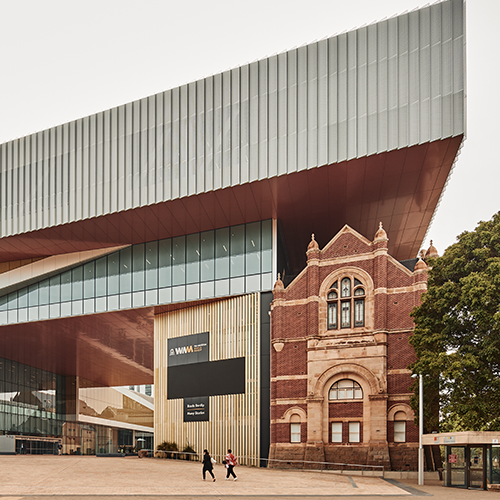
[{"left": 0, "top": 0, "right": 464, "bottom": 469}]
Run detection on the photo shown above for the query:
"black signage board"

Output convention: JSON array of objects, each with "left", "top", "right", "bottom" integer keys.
[
  {"left": 167, "top": 357, "right": 245, "bottom": 399},
  {"left": 168, "top": 332, "right": 209, "bottom": 367},
  {"left": 184, "top": 396, "right": 209, "bottom": 422}
]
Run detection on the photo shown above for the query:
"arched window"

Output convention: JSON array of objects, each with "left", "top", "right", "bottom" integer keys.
[
  {"left": 327, "top": 277, "right": 365, "bottom": 329},
  {"left": 329, "top": 379, "right": 363, "bottom": 400},
  {"left": 290, "top": 414, "right": 301, "bottom": 443},
  {"left": 394, "top": 411, "right": 406, "bottom": 443}
]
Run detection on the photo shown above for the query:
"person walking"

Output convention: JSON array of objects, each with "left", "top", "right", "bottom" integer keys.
[
  {"left": 225, "top": 448, "right": 238, "bottom": 481},
  {"left": 202, "top": 449, "right": 216, "bottom": 481}
]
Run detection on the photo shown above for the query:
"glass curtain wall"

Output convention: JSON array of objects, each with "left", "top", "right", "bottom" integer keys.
[
  {"left": 0, "top": 356, "right": 66, "bottom": 437},
  {"left": 0, "top": 220, "right": 273, "bottom": 325}
]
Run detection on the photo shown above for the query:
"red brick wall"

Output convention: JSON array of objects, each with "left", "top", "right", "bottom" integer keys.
[
  {"left": 329, "top": 401, "right": 363, "bottom": 418},
  {"left": 270, "top": 226, "right": 426, "bottom": 469}
]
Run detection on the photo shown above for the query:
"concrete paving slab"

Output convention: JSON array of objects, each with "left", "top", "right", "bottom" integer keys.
[{"left": 0, "top": 455, "right": 496, "bottom": 499}]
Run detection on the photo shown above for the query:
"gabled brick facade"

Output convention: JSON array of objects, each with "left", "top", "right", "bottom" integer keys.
[{"left": 269, "top": 225, "right": 428, "bottom": 471}]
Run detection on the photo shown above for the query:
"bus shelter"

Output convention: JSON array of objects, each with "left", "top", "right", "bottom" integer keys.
[{"left": 423, "top": 432, "right": 500, "bottom": 490}]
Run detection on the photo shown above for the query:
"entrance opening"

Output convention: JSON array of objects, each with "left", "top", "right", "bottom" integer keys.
[{"left": 445, "top": 445, "right": 486, "bottom": 489}]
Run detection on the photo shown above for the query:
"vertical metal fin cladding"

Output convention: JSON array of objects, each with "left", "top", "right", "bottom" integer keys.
[
  {"left": 154, "top": 293, "right": 260, "bottom": 465},
  {"left": 0, "top": 0, "right": 464, "bottom": 238}
]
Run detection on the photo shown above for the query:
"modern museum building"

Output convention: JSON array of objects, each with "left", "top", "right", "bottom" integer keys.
[{"left": 0, "top": 0, "right": 465, "bottom": 468}]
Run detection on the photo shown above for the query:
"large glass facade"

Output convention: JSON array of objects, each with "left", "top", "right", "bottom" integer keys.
[
  {"left": 0, "top": 356, "right": 66, "bottom": 438},
  {"left": 0, "top": 220, "right": 274, "bottom": 325}
]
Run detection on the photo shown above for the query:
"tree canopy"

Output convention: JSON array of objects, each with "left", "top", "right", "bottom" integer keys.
[{"left": 410, "top": 211, "right": 500, "bottom": 432}]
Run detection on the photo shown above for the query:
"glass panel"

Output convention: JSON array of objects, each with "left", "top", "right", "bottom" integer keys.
[
  {"left": 18, "top": 288, "right": 28, "bottom": 308},
  {"left": 246, "top": 222, "right": 261, "bottom": 275},
  {"left": 448, "top": 446, "right": 467, "bottom": 487},
  {"left": 394, "top": 421, "right": 406, "bottom": 442},
  {"left": 230, "top": 225, "right": 245, "bottom": 277},
  {"left": 354, "top": 278, "right": 362, "bottom": 286},
  {"left": 95, "top": 257, "right": 107, "bottom": 298},
  {"left": 158, "top": 239, "right": 172, "bottom": 287},
  {"left": 246, "top": 274, "right": 260, "bottom": 293},
  {"left": 72, "top": 267, "right": 83, "bottom": 301},
  {"left": 215, "top": 228, "right": 229, "bottom": 279},
  {"left": 328, "top": 290, "right": 338, "bottom": 299},
  {"left": 331, "top": 422, "right": 342, "bottom": 442},
  {"left": 330, "top": 281, "right": 338, "bottom": 289},
  {"left": 290, "top": 423, "right": 301, "bottom": 443},
  {"left": 261, "top": 220, "right": 272, "bottom": 273},
  {"left": 0, "top": 295, "right": 6, "bottom": 312},
  {"left": 349, "top": 422, "right": 360, "bottom": 442},
  {"left": 60, "top": 271, "right": 71, "bottom": 302},
  {"left": 200, "top": 231, "right": 215, "bottom": 281},
  {"left": 83, "top": 261, "right": 95, "bottom": 299},
  {"left": 354, "top": 287, "right": 365, "bottom": 296},
  {"left": 186, "top": 284, "right": 199, "bottom": 301},
  {"left": 120, "top": 247, "right": 132, "bottom": 293},
  {"left": 328, "top": 302, "right": 337, "bottom": 329},
  {"left": 470, "top": 446, "right": 485, "bottom": 489},
  {"left": 39, "top": 279, "right": 50, "bottom": 306},
  {"left": 132, "top": 244, "right": 145, "bottom": 292},
  {"left": 341, "top": 278, "right": 351, "bottom": 298},
  {"left": 215, "top": 279, "right": 229, "bottom": 297},
  {"left": 201, "top": 281, "right": 215, "bottom": 298},
  {"left": 28, "top": 284, "right": 39, "bottom": 307},
  {"left": 49, "top": 276, "right": 61, "bottom": 304},
  {"left": 145, "top": 241, "right": 158, "bottom": 290},
  {"left": 107, "top": 253, "right": 120, "bottom": 296},
  {"left": 341, "top": 301, "right": 351, "bottom": 328},
  {"left": 172, "top": 237, "right": 186, "bottom": 286},
  {"left": 7, "top": 291, "right": 18, "bottom": 310},
  {"left": 186, "top": 233, "right": 200, "bottom": 284},
  {"left": 354, "top": 299, "right": 364, "bottom": 326}
]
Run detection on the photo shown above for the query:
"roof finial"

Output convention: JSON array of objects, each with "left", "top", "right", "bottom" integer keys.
[{"left": 307, "top": 233, "right": 319, "bottom": 251}]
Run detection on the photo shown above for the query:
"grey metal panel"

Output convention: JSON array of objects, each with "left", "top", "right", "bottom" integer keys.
[{"left": 0, "top": 0, "right": 465, "bottom": 239}]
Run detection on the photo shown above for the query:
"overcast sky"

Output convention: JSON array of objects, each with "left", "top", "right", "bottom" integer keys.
[{"left": 0, "top": 0, "right": 498, "bottom": 256}]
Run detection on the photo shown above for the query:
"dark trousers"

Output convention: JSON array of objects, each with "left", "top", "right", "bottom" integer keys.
[
  {"left": 202, "top": 466, "right": 215, "bottom": 480},
  {"left": 226, "top": 464, "right": 237, "bottom": 479}
]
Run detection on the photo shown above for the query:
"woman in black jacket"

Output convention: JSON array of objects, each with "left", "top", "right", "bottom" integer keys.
[{"left": 202, "top": 449, "right": 216, "bottom": 481}]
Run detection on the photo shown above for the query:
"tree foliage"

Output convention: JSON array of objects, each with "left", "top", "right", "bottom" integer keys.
[{"left": 410, "top": 212, "right": 500, "bottom": 431}]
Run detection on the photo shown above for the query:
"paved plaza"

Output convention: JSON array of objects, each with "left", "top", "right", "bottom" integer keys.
[{"left": 0, "top": 455, "right": 497, "bottom": 499}]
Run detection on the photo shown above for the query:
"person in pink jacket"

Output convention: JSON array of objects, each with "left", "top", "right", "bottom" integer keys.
[{"left": 224, "top": 449, "right": 238, "bottom": 481}]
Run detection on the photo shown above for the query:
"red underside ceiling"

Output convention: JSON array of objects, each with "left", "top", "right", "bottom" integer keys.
[{"left": 0, "top": 136, "right": 463, "bottom": 386}]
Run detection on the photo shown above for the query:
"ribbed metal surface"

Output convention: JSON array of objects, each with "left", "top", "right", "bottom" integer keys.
[
  {"left": 154, "top": 293, "right": 260, "bottom": 465},
  {"left": 0, "top": 0, "right": 465, "bottom": 239}
]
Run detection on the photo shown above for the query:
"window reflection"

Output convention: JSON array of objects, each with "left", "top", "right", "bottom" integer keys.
[{"left": 0, "top": 220, "right": 275, "bottom": 324}]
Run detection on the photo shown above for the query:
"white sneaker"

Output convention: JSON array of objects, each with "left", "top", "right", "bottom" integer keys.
[
  {"left": 225, "top": 478, "right": 229, "bottom": 480},
  {"left": 234, "top": 477, "right": 238, "bottom": 481}
]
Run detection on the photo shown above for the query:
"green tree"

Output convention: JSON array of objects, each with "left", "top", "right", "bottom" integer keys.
[{"left": 410, "top": 212, "right": 500, "bottom": 431}]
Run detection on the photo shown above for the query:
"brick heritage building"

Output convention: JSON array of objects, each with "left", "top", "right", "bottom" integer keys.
[{"left": 269, "top": 224, "right": 434, "bottom": 471}]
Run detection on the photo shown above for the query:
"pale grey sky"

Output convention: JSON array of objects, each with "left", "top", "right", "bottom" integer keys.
[{"left": 0, "top": 0, "right": 498, "bottom": 255}]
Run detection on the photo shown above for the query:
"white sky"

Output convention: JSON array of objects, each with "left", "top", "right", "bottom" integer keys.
[{"left": 0, "top": 0, "right": 498, "bottom": 256}]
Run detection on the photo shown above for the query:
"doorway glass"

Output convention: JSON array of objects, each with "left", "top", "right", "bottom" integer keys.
[
  {"left": 448, "top": 446, "right": 466, "bottom": 487},
  {"left": 469, "top": 446, "right": 484, "bottom": 489}
]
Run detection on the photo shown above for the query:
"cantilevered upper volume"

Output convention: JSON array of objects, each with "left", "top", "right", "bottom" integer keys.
[{"left": 0, "top": 0, "right": 464, "bottom": 269}]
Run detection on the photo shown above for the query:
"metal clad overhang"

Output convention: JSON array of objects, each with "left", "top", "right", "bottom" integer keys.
[{"left": 0, "top": 137, "right": 462, "bottom": 273}]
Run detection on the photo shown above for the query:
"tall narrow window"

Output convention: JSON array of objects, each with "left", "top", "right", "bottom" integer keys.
[
  {"left": 349, "top": 422, "right": 360, "bottom": 443},
  {"left": 290, "top": 423, "right": 301, "bottom": 443},
  {"left": 331, "top": 422, "right": 342, "bottom": 443},
  {"left": 394, "top": 412, "right": 406, "bottom": 443},
  {"left": 290, "top": 414, "right": 302, "bottom": 443}
]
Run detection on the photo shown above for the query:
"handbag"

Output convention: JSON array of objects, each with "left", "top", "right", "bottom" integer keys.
[{"left": 211, "top": 457, "right": 216, "bottom": 464}]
